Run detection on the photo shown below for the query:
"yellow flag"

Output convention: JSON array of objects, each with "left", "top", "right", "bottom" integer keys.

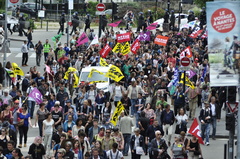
[
  {"left": 73, "top": 73, "right": 79, "bottom": 88},
  {"left": 121, "top": 42, "right": 130, "bottom": 55},
  {"left": 64, "top": 67, "right": 78, "bottom": 80},
  {"left": 110, "top": 101, "right": 125, "bottom": 126},
  {"left": 112, "top": 43, "right": 123, "bottom": 53},
  {"left": 179, "top": 73, "right": 195, "bottom": 89},
  {"left": 12, "top": 63, "right": 24, "bottom": 76},
  {"left": 105, "top": 65, "right": 124, "bottom": 82},
  {"left": 100, "top": 57, "right": 109, "bottom": 67},
  {"left": 88, "top": 68, "right": 104, "bottom": 78}
]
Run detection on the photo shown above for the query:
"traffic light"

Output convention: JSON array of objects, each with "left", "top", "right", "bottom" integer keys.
[
  {"left": 182, "top": 0, "right": 193, "bottom": 4},
  {"left": 62, "top": 3, "right": 68, "bottom": 14},
  {"left": 226, "top": 113, "right": 235, "bottom": 132},
  {"left": 228, "top": 86, "right": 237, "bottom": 103},
  {"left": 112, "top": 2, "right": 119, "bottom": 15}
]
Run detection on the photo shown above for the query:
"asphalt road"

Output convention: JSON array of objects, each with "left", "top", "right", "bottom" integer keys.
[{"left": 0, "top": 28, "right": 238, "bottom": 159}]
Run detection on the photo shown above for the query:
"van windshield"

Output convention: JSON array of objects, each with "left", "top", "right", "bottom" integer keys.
[{"left": 80, "top": 72, "right": 108, "bottom": 82}]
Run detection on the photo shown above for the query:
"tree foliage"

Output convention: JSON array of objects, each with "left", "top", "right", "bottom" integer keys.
[{"left": 194, "top": 0, "right": 214, "bottom": 8}]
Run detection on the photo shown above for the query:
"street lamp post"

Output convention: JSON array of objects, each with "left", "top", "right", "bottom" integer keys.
[{"left": 3, "top": 0, "right": 8, "bottom": 68}]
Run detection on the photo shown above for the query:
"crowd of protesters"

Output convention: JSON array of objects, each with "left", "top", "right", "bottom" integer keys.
[{"left": 0, "top": 8, "right": 226, "bottom": 159}]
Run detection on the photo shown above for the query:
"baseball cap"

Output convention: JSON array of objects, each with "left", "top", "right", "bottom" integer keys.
[{"left": 66, "top": 99, "right": 71, "bottom": 103}]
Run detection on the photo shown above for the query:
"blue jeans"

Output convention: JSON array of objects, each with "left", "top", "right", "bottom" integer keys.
[
  {"left": 130, "top": 99, "right": 137, "bottom": 116},
  {"left": 38, "top": 120, "right": 43, "bottom": 137},
  {"left": 201, "top": 123, "right": 210, "bottom": 143},
  {"left": 211, "top": 116, "right": 217, "bottom": 138},
  {"left": 123, "top": 134, "right": 131, "bottom": 155},
  {"left": 28, "top": 100, "right": 36, "bottom": 118}
]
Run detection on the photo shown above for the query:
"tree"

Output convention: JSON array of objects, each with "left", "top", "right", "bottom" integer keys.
[{"left": 194, "top": 0, "right": 213, "bottom": 8}]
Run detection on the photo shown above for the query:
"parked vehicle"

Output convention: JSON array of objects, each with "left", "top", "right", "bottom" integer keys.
[
  {"left": 154, "top": 13, "right": 188, "bottom": 28},
  {"left": 20, "top": 2, "right": 46, "bottom": 17}
]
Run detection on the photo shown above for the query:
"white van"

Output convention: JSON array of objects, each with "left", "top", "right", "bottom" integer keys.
[{"left": 79, "top": 66, "right": 111, "bottom": 93}]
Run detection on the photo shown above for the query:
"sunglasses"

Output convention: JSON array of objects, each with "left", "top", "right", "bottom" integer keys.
[
  {"left": 106, "top": 132, "right": 111, "bottom": 133},
  {"left": 157, "top": 134, "right": 161, "bottom": 136},
  {"left": 58, "top": 152, "right": 62, "bottom": 154}
]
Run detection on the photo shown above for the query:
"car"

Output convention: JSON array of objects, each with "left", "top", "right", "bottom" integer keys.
[
  {"left": 20, "top": 2, "right": 46, "bottom": 17},
  {"left": 154, "top": 13, "right": 188, "bottom": 29}
]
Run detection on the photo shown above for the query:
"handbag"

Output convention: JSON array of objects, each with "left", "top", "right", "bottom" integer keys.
[
  {"left": 136, "top": 146, "right": 144, "bottom": 155},
  {"left": 18, "top": 118, "right": 24, "bottom": 126}
]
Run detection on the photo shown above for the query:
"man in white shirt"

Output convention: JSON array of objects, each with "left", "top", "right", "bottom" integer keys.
[
  {"left": 21, "top": 40, "right": 29, "bottom": 66},
  {"left": 210, "top": 96, "right": 220, "bottom": 140},
  {"left": 106, "top": 143, "right": 124, "bottom": 159},
  {"left": 0, "top": 25, "right": 4, "bottom": 46}
]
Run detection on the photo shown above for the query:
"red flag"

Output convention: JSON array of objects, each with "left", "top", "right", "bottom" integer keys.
[
  {"left": 108, "top": 20, "right": 122, "bottom": 27},
  {"left": 201, "top": 30, "right": 208, "bottom": 39},
  {"left": 131, "top": 39, "right": 140, "bottom": 54},
  {"left": 146, "top": 22, "right": 158, "bottom": 30},
  {"left": 99, "top": 44, "right": 112, "bottom": 58},
  {"left": 154, "top": 35, "right": 169, "bottom": 46},
  {"left": 188, "top": 118, "right": 204, "bottom": 144},
  {"left": 116, "top": 32, "right": 131, "bottom": 43},
  {"left": 180, "top": 46, "right": 192, "bottom": 59},
  {"left": 189, "top": 29, "right": 203, "bottom": 38}
]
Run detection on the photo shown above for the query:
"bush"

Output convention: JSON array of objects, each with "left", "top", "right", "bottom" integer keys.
[
  {"left": 143, "top": 7, "right": 165, "bottom": 21},
  {"left": 86, "top": 1, "right": 99, "bottom": 16},
  {"left": 191, "top": 6, "right": 201, "bottom": 18}
]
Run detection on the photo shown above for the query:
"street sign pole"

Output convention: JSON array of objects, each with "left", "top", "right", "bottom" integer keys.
[
  {"left": 4, "top": 0, "right": 7, "bottom": 72},
  {"left": 237, "top": 86, "right": 240, "bottom": 159},
  {"left": 98, "top": 2, "right": 103, "bottom": 38}
]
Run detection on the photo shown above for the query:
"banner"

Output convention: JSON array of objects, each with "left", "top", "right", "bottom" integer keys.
[
  {"left": 5, "top": 68, "right": 16, "bottom": 83},
  {"left": 12, "top": 63, "right": 24, "bottom": 76},
  {"left": 45, "top": 65, "right": 51, "bottom": 75},
  {"left": 112, "top": 43, "right": 123, "bottom": 53},
  {"left": 76, "top": 32, "right": 89, "bottom": 46},
  {"left": 28, "top": 88, "right": 43, "bottom": 104},
  {"left": 146, "top": 22, "right": 158, "bottom": 30},
  {"left": 154, "top": 35, "right": 169, "bottom": 46},
  {"left": 105, "top": 65, "right": 124, "bottom": 82},
  {"left": 188, "top": 118, "right": 204, "bottom": 144},
  {"left": 179, "top": 73, "right": 195, "bottom": 89},
  {"left": 137, "top": 31, "right": 151, "bottom": 41},
  {"left": 51, "top": 33, "right": 62, "bottom": 42},
  {"left": 180, "top": 46, "right": 193, "bottom": 59},
  {"left": 110, "top": 101, "right": 125, "bottom": 126},
  {"left": 207, "top": 1, "right": 240, "bottom": 86},
  {"left": 88, "top": 68, "right": 104, "bottom": 78},
  {"left": 131, "top": 39, "right": 140, "bottom": 54},
  {"left": 121, "top": 42, "right": 130, "bottom": 55},
  {"left": 201, "top": 30, "right": 208, "bottom": 39},
  {"left": 108, "top": 20, "right": 122, "bottom": 27},
  {"left": 116, "top": 32, "right": 131, "bottom": 43},
  {"left": 189, "top": 28, "right": 203, "bottom": 38},
  {"left": 99, "top": 44, "right": 112, "bottom": 58},
  {"left": 100, "top": 57, "right": 109, "bottom": 67}
]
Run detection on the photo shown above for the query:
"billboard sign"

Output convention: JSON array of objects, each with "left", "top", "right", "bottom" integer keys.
[{"left": 207, "top": 1, "right": 240, "bottom": 86}]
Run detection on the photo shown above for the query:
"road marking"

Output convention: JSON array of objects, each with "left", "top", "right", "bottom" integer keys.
[
  {"left": 29, "top": 53, "right": 36, "bottom": 58},
  {"left": 16, "top": 53, "right": 22, "bottom": 57},
  {"left": 0, "top": 53, "right": 11, "bottom": 57}
]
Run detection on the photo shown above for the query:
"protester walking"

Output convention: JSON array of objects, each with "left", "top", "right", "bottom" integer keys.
[{"left": 21, "top": 40, "right": 28, "bottom": 66}]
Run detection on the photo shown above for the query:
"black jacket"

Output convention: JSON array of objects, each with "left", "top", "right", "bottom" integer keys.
[
  {"left": 150, "top": 138, "right": 168, "bottom": 158},
  {"left": 130, "top": 135, "right": 144, "bottom": 150},
  {"left": 199, "top": 108, "right": 212, "bottom": 123},
  {"left": 146, "top": 125, "right": 164, "bottom": 142}
]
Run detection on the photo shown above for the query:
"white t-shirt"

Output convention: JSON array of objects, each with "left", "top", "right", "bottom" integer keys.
[
  {"left": 175, "top": 114, "right": 188, "bottom": 125},
  {"left": 106, "top": 150, "right": 123, "bottom": 159},
  {"left": 43, "top": 119, "right": 54, "bottom": 134}
]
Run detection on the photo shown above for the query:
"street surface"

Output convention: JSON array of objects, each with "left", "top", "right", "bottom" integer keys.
[{"left": 0, "top": 26, "right": 238, "bottom": 159}]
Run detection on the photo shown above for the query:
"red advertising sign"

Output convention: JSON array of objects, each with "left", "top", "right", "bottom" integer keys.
[
  {"left": 154, "top": 35, "right": 169, "bottom": 46},
  {"left": 131, "top": 39, "right": 140, "bottom": 54},
  {"left": 96, "top": 3, "right": 105, "bottom": 12},
  {"left": 100, "top": 44, "right": 112, "bottom": 58},
  {"left": 10, "top": 0, "right": 19, "bottom": 3},
  {"left": 211, "top": 8, "right": 236, "bottom": 33},
  {"left": 116, "top": 32, "right": 131, "bottom": 43}
]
